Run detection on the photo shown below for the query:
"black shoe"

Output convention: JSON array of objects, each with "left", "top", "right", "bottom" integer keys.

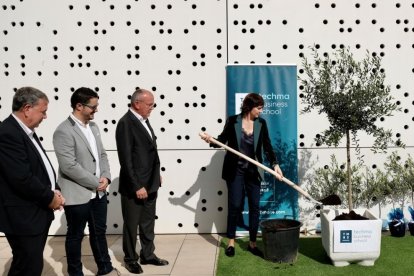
[
  {"left": 97, "top": 268, "right": 121, "bottom": 276},
  {"left": 225, "top": 246, "right": 235, "bottom": 257},
  {"left": 247, "top": 245, "right": 264, "bottom": 258},
  {"left": 140, "top": 256, "right": 169, "bottom": 266},
  {"left": 125, "top": 262, "right": 143, "bottom": 274}
]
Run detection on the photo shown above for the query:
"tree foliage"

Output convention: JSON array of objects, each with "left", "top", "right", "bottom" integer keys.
[
  {"left": 402, "top": 155, "right": 414, "bottom": 207},
  {"left": 359, "top": 168, "right": 388, "bottom": 217},
  {"left": 307, "top": 155, "right": 363, "bottom": 208},
  {"left": 384, "top": 152, "right": 411, "bottom": 209},
  {"left": 299, "top": 46, "right": 401, "bottom": 210}
]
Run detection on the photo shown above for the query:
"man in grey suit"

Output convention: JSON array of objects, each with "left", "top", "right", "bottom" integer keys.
[
  {"left": 116, "top": 88, "right": 168, "bottom": 274},
  {"left": 53, "top": 87, "right": 118, "bottom": 276}
]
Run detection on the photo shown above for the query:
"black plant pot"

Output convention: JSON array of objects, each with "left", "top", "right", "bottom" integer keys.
[
  {"left": 408, "top": 222, "right": 414, "bottom": 236},
  {"left": 388, "top": 221, "right": 406, "bottom": 237},
  {"left": 260, "top": 219, "right": 302, "bottom": 263}
]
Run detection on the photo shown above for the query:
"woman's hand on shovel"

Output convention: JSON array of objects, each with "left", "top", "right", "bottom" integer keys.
[
  {"left": 199, "top": 132, "right": 212, "bottom": 143},
  {"left": 273, "top": 164, "right": 284, "bottom": 181}
]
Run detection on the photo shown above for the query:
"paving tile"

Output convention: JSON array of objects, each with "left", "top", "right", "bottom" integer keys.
[{"left": 0, "top": 234, "right": 218, "bottom": 276}]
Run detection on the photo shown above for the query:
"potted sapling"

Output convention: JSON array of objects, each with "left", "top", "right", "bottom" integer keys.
[{"left": 299, "top": 46, "right": 402, "bottom": 266}]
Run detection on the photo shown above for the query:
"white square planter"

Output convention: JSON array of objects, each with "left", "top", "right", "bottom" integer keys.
[{"left": 320, "top": 209, "right": 382, "bottom": 267}]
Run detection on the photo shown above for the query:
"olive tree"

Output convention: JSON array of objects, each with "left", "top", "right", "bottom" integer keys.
[
  {"left": 403, "top": 154, "right": 414, "bottom": 207},
  {"left": 308, "top": 154, "right": 363, "bottom": 208},
  {"left": 299, "top": 46, "right": 401, "bottom": 211},
  {"left": 360, "top": 168, "right": 388, "bottom": 217},
  {"left": 384, "top": 152, "right": 411, "bottom": 210}
]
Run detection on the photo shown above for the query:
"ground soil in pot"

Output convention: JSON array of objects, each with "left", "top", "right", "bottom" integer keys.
[{"left": 333, "top": 210, "right": 369, "bottom": 220}]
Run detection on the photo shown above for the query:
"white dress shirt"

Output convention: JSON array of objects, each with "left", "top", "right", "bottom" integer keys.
[
  {"left": 12, "top": 114, "right": 56, "bottom": 191},
  {"left": 70, "top": 114, "right": 103, "bottom": 198},
  {"left": 130, "top": 108, "right": 152, "bottom": 139}
]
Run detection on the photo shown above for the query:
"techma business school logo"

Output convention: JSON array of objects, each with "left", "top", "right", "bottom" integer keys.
[{"left": 340, "top": 230, "right": 352, "bottom": 243}]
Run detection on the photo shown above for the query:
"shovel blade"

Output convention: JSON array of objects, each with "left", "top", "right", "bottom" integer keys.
[{"left": 319, "top": 194, "right": 341, "bottom": 206}]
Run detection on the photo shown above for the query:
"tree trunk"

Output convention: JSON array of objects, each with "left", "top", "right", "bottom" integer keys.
[
  {"left": 347, "top": 129, "right": 353, "bottom": 211},
  {"left": 378, "top": 202, "right": 382, "bottom": 218},
  {"left": 411, "top": 190, "right": 413, "bottom": 207}
]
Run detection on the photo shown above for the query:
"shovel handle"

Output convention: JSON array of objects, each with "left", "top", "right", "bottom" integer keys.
[{"left": 199, "top": 132, "right": 322, "bottom": 205}]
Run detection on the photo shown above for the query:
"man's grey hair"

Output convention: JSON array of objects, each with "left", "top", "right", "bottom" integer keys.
[
  {"left": 12, "top": 87, "right": 48, "bottom": 112},
  {"left": 130, "top": 88, "right": 151, "bottom": 105}
]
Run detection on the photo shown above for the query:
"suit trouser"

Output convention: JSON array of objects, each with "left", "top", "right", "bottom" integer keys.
[
  {"left": 226, "top": 167, "right": 261, "bottom": 242},
  {"left": 121, "top": 192, "right": 157, "bottom": 263},
  {"left": 6, "top": 222, "right": 50, "bottom": 276},
  {"left": 64, "top": 193, "right": 113, "bottom": 276}
]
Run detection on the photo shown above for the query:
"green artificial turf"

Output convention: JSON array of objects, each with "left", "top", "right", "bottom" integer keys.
[{"left": 216, "top": 234, "right": 414, "bottom": 276}]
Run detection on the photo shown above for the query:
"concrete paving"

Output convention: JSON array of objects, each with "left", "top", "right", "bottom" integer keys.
[{"left": 0, "top": 234, "right": 220, "bottom": 275}]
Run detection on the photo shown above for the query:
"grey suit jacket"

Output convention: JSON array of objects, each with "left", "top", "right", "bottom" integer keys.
[{"left": 53, "top": 116, "right": 111, "bottom": 205}]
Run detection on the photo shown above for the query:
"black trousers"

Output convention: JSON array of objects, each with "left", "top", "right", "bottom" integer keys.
[
  {"left": 64, "top": 194, "right": 113, "bottom": 276},
  {"left": 226, "top": 167, "right": 261, "bottom": 242},
  {"left": 6, "top": 223, "right": 50, "bottom": 276},
  {"left": 121, "top": 192, "right": 157, "bottom": 263}
]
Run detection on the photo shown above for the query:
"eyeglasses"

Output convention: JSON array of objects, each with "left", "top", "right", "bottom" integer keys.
[
  {"left": 82, "top": 103, "right": 98, "bottom": 111},
  {"left": 137, "top": 101, "right": 155, "bottom": 109}
]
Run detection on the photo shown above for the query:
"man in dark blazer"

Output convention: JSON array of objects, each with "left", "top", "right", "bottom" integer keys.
[
  {"left": 116, "top": 88, "right": 168, "bottom": 274},
  {"left": 0, "top": 87, "right": 65, "bottom": 276},
  {"left": 53, "top": 87, "right": 117, "bottom": 276}
]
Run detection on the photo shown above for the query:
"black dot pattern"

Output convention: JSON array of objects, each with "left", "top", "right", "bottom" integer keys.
[{"left": 1, "top": 1, "right": 413, "bottom": 234}]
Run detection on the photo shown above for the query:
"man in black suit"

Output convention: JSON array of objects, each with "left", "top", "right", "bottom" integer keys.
[
  {"left": 0, "top": 87, "right": 65, "bottom": 276},
  {"left": 115, "top": 88, "right": 168, "bottom": 274}
]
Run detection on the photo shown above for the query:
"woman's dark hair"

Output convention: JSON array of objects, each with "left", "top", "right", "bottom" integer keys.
[
  {"left": 70, "top": 87, "right": 99, "bottom": 109},
  {"left": 240, "top": 93, "right": 264, "bottom": 115}
]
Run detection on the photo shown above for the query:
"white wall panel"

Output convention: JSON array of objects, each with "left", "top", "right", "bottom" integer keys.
[{"left": 1, "top": 0, "right": 414, "bottom": 234}]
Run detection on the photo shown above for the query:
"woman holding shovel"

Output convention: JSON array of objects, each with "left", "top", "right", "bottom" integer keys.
[{"left": 201, "top": 93, "right": 283, "bottom": 258}]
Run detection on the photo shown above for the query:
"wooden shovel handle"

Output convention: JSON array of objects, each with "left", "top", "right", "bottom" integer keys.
[{"left": 199, "top": 132, "right": 322, "bottom": 205}]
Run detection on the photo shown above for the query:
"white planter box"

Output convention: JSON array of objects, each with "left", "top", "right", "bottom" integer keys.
[{"left": 320, "top": 209, "right": 382, "bottom": 267}]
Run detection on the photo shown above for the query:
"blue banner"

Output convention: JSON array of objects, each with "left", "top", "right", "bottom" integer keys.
[{"left": 226, "top": 65, "right": 298, "bottom": 225}]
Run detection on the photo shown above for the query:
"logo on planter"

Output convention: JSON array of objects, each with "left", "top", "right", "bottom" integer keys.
[
  {"left": 333, "top": 216, "right": 381, "bottom": 252},
  {"left": 340, "top": 230, "right": 352, "bottom": 243}
]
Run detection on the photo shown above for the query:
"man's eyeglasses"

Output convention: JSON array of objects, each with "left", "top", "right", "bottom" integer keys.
[
  {"left": 137, "top": 101, "right": 155, "bottom": 109},
  {"left": 82, "top": 103, "right": 98, "bottom": 111}
]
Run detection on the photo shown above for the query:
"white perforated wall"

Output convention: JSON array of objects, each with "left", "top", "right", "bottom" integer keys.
[{"left": 1, "top": 0, "right": 414, "bottom": 234}]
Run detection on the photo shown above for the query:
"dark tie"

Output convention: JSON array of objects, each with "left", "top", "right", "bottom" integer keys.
[
  {"left": 145, "top": 119, "right": 156, "bottom": 142},
  {"left": 33, "top": 132, "right": 56, "bottom": 185},
  {"left": 33, "top": 132, "right": 45, "bottom": 152}
]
